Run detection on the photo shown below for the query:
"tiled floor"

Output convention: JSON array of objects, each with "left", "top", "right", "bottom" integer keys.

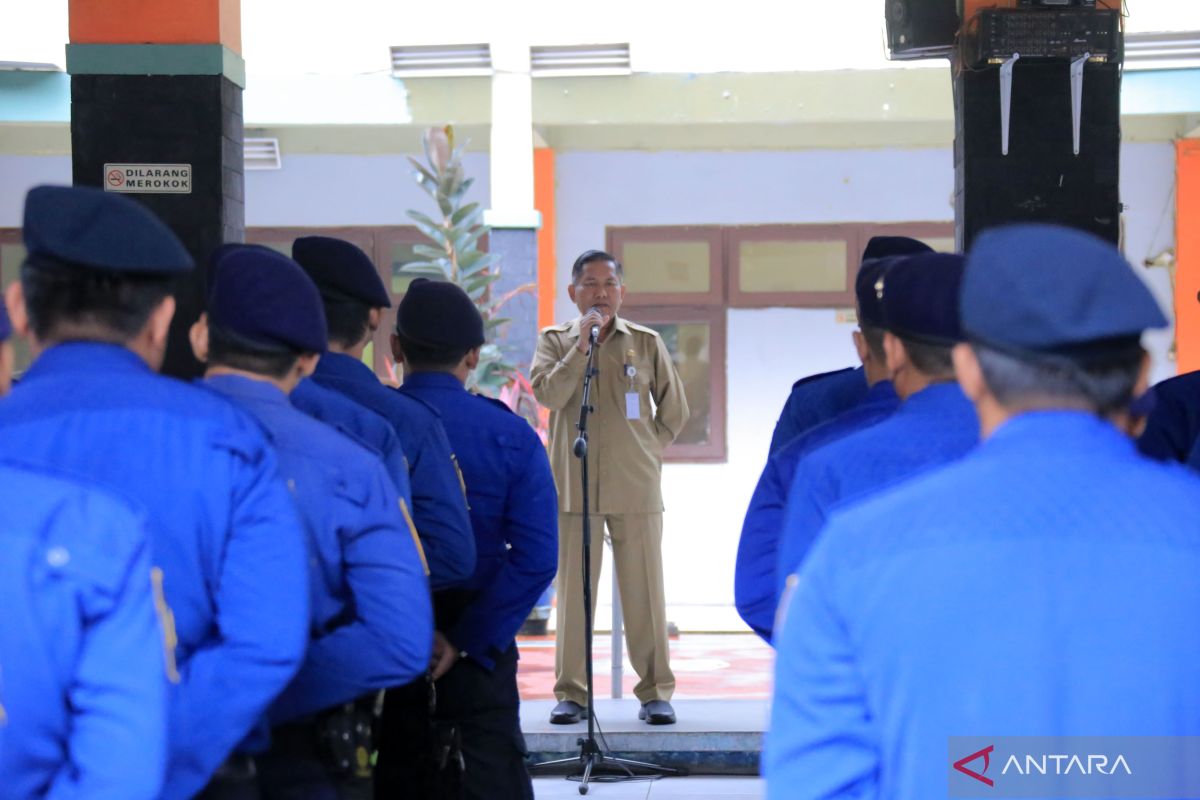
[
  {"left": 533, "top": 776, "right": 763, "bottom": 799},
  {"left": 516, "top": 634, "right": 773, "bottom": 701}
]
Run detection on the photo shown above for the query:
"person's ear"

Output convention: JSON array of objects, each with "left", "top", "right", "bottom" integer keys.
[
  {"left": 1133, "top": 351, "right": 1151, "bottom": 399},
  {"left": 568, "top": 282, "right": 578, "bottom": 303},
  {"left": 952, "top": 343, "right": 986, "bottom": 403},
  {"left": 147, "top": 296, "right": 176, "bottom": 352},
  {"left": 390, "top": 332, "right": 404, "bottom": 363},
  {"left": 852, "top": 330, "right": 869, "bottom": 363},
  {"left": 882, "top": 331, "right": 906, "bottom": 378},
  {"left": 5, "top": 281, "right": 31, "bottom": 339},
  {"left": 465, "top": 346, "right": 482, "bottom": 370},
  {"left": 368, "top": 307, "right": 383, "bottom": 333},
  {"left": 296, "top": 352, "right": 320, "bottom": 379},
  {"left": 189, "top": 312, "right": 210, "bottom": 363}
]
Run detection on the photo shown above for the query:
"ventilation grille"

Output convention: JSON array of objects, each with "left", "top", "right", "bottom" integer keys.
[
  {"left": 530, "top": 43, "right": 631, "bottom": 77},
  {"left": 244, "top": 138, "right": 281, "bottom": 171},
  {"left": 1124, "top": 31, "right": 1200, "bottom": 71},
  {"left": 390, "top": 44, "right": 493, "bottom": 77}
]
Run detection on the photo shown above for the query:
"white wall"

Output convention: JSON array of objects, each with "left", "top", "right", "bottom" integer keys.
[
  {"left": 554, "top": 144, "right": 1178, "bottom": 630},
  {"left": 0, "top": 155, "right": 71, "bottom": 225}
]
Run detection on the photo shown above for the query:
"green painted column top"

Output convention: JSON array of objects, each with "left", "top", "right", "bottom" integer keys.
[{"left": 66, "top": 44, "right": 245, "bottom": 88}]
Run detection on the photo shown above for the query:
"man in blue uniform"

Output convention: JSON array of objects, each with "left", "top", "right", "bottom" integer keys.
[
  {"left": 0, "top": 186, "right": 310, "bottom": 800},
  {"left": 196, "top": 247, "right": 434, "bottom": 798},
  {"left": 776, "top": 252, "right": 976, "bottom": 591},
  {"left": 291, "top": 235, "right": 475, "bottom": 591},
  {"left": 0, "top": 462, "right": 168, "bottom": 799},
  {"left": 1138, "top": 370, "right": 1200, "bottom": 461},
  {"left": 204, "top": 245, "right": 417, "bottom": 501},
  {"left": 767, "top": 236, "right": 933, "bottom": 454},
  {"left": 765, "top": 224, "right": 1200, "bottom": 800},
  {"left": 735, "top": 255, "right": 903, "bottom": 642},
  {"left": 380, "top": 278, "right": 557, "bottom": 800}
]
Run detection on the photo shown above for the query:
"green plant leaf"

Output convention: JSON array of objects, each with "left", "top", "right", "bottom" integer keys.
[
  {"left": 465, "top": 272, "right": 502, "bottom": 292},
  {"left": 412, "top": 244, "right": 449, "bottom": 260},
  {"left": 460, "top": 253, "right": 498, "bottom": 276},
  {"left": 451, "top": 177, "right": 475, "bottom": 202},
  {"left": 405, "top": 211, "right": 448, "bottom": 245},
  {"left": 451, "top": 202, "right": 481, "bottom": 226},
  {"left": 399, "top": 262, "right": 451, "bottom": 278},
  {"left": 407, "top": 157, "right": 437, "bottom": 186},
  {"left": 484, "top": 316, "right": 511, "bottom": 331}
]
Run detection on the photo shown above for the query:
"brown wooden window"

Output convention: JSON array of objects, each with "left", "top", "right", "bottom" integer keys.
[
  {"left": 624, "top": 306, "right": 727, "bottom": 464},
  {"left": 605, "top": 221, "right": 954, "bottom": 463}
]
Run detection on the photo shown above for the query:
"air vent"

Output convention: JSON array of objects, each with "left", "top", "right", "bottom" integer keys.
[
  {"left": 244, "top": 138, "right": 281, "bottom": 171},
  {"left": 390, "top": 44, "right": 493, "bottom": 77},
  {"left": 530, "top": 43, "right": 632, "bottom": 77},
  {"left": 1124, "top": 31, "right": 1200, "bottom": 71}
]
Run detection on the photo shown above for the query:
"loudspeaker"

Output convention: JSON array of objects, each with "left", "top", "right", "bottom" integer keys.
[
  {"left": 885, "top": 0, "right": 960, "bottom": 60},
  {"left": 953, "top": 60, "right": 1121, "bottom": 250}
]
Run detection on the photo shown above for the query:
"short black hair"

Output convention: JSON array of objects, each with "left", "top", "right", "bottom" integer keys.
[
  {"left": 21, "top": 258, "right": 174, "bottom": 343},
  {"left": 899, "top": 337, "right": 955, "bottom": 378},
  {"left": 571, "top": 250, "right": 624, "bottom": 284},
  {"left": 322, "top": 298, "right": 372, "bottom": 349},
  {"left": 975, "top": 344, "right": 1143, "bottom": 415},
  {"left": 860, "top": 324, "right": 886, "bottom": 363},
  {"left": 207, "top": 322, "right": 301, "bottom": 380},
  {"left": 394, "top": 330, "right": 472, "bottom": 371}
]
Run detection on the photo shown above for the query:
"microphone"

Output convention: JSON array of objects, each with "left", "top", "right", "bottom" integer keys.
[{"left": 588, "top": 307, "right": 602, "bottom": 341}]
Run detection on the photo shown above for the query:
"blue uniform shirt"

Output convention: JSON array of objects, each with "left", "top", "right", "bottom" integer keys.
[
  {"left": 398, "top": 372, "right": 558, "bottom": 669},
  {"left": 292, "top": 377, "right": 414, "bottom": 508},
  {"left": 767, "top": 413, "right": 1200, "bottom": 800},
  {"left": 0, "top": 343, "right": 310, "bottom": 800},
  {"left": 0, "top": 463, "right": 167, "bottom": 800},
  {"left": 205, "top": 375, "right": 433, "bottom": 723},
  {"left": 1138, "top": 370, "right": 1200, "bottom": 462},
  {"left": 735, "top": 380, "right": 898, "bottom": 643},
  {"left": 768, "top": 366, "right": 868, "bottom": 455},
  {"left": 310, "top": 352, "right": 475, "bottom": 590},
  {"left": 776, "top": 381, "right": 978, "bottom": 594}
]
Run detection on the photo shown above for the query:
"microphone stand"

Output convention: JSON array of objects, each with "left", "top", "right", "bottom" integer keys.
[{"left": 531, "top": 326, "right": 678, "bottom": 795}]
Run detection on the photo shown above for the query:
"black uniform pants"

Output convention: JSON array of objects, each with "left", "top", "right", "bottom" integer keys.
[{"left": 374, "top": 644, "right": 532, "bottom": 800}]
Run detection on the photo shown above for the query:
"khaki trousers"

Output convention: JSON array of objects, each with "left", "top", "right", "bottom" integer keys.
[{"left": 553, "top": 512, "right": 675, "bottom": 705}]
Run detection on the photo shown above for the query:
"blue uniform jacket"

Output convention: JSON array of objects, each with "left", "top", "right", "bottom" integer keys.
[
  {"left": 0, "top": 343, "right": 310, "bottom": 800},
  {"left": 767, "top": 413, "right": 1200, "bottom": 800},
  {"left": 398, "top": 372, "right": 558, "bottom": 669},
  {"left": 735, "top": 381, "right": 898, "bottom": 643},
  {"left": 309, "top": 352, "right": 475, "bottom": 591},
  {"left": 0, "top": 463, "right": 167, "bottom": 800},
  {"left": 205, "top": 375, "right": 433, "bottom": 723},
  {"left": 1138, "top": 370, "right": 1200, "bottom": 462},
  {"left": 292, "top": 377, "right": 414, "bottom": 508},
  {"left": 776, "top": 381, "right": 978, "bottom": 594},
  {"left": 768, "top": 366, "right": 868, "bottom": 455}
]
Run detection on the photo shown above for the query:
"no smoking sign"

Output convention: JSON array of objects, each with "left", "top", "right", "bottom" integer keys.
[{"left": 103, "top": 163, "right": 192, "bottom": 194}]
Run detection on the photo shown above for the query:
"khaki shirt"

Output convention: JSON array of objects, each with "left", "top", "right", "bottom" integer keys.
[{"left": 531, "top": 315, "right": 690, "bottom": 514}]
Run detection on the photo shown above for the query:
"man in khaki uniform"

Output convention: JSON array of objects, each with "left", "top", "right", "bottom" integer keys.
[{"left": 531, "top": 249, "right": 690, "bottom": 726}]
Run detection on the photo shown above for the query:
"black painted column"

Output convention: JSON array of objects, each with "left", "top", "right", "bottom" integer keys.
[{"left": 68, "top": 45, "right": 245, "bottom": 378}]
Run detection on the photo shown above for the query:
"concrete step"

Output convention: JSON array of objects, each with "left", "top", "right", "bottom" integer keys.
[{"left": 523, "top": 699, "right": 765, "bottom": 776}]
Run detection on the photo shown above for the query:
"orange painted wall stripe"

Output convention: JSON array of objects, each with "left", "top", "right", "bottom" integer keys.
[
  {"left": 534, "top": 148, "right": 557, "bottom": 330},
  {"left": 1176, "top": 140, "right": 1200, "bottom": 375},
  {"left": 70, "top": 0, "right": 241, "bottom": 53}
]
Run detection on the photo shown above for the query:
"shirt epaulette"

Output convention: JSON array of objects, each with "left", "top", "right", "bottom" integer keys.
[{"left": 622, "top": 320, "right": 664, "bottom": 337}]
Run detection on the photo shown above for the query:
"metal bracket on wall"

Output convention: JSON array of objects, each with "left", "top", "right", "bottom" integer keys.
[
  {"left": 999, "top": 53, "right": 1019, "bottom": 156},
  {"left": 1070, "top": 52, "right": 1091, "bottom": 156}
]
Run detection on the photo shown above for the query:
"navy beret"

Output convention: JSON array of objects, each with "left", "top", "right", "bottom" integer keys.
[
  {"left": 0, "top": 300, "right": 10, "bottom": 342},
  {"left": 292, "top": 236, "right": 391, "bottom": 308},
  {"left": 396, "top": 278, "right": 485, "bottom": 349},
  {"left": 855, "top": 255, "right": 905, "bottom": 328},
  {"left": 963, "top": 224, "right": 1167, "bottom": 362},
  {"left": 880, "top": 252, "right": 966, "bottom": 346},
  {"left": 862, "top": 235, "right": 934, "bottom": 265},
  {"left": 208, "top": 248, "right": 328, "bottom": 354},
  {"left": 23, "top": 185, "right": 193, "bottom": 274}
]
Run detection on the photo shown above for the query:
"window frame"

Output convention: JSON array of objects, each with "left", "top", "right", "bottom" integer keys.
[
  {"left": 726, "top": 223, "right": 863, "bottom": 309},
  {"left": 606, "top": 225, "right": 725, "bottom": 307},
  {"left": 623, "top": 304, "right": 728, "bottom": 463}
]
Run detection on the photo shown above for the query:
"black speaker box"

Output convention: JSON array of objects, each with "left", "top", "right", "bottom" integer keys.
[
  {"left": 885, "top": 0, "right": 960, "bottom": 60},
  {"left": 953, "top": 60, "right": 1121, "bottom": 250}
]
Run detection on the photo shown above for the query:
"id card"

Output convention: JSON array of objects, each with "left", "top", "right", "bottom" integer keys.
[{"left": 625, "top": 392, "right": 640, "bottom": 420}]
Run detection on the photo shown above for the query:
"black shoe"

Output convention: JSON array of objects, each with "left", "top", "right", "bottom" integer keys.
[
  {"left": 549, "top": 700, "right": 587, "bottom": 725},
  {"left": 638, "top": 700, "right": 676, "bottom": 725}
]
